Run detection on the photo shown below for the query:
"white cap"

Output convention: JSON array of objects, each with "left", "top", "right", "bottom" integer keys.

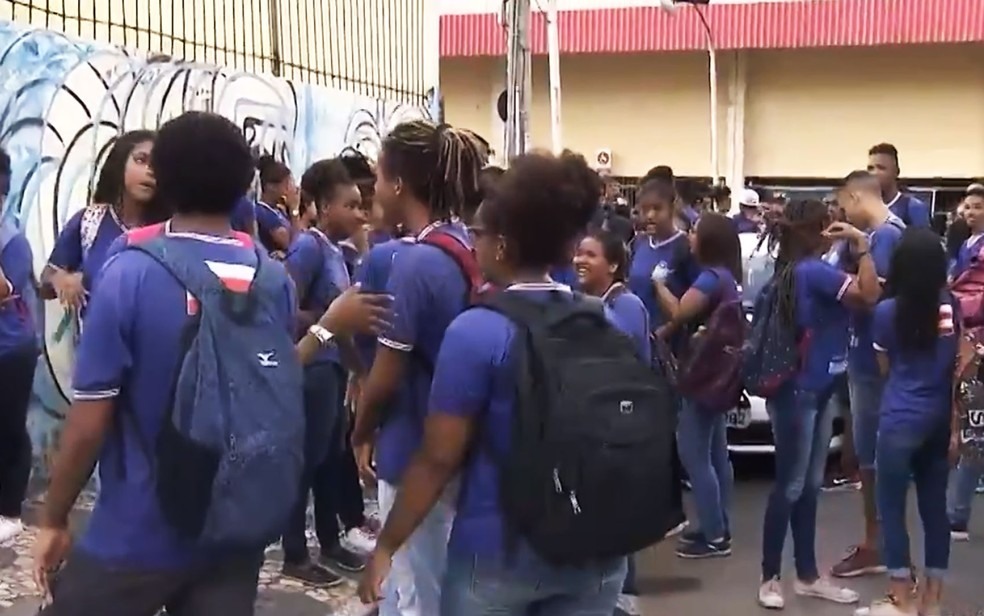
[{"left": 738, "top": 188, "right": 761, "bottom": 208}]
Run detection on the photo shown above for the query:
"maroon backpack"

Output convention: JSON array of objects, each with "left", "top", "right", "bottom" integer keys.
[{"left": 676, "top": 270, "right": 746, "bottom": 412}]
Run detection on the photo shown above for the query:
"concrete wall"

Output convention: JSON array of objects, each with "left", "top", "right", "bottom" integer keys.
[
  {"left": 0, "top": 20, "right": 430, "bottom": 476},
  {"left": 442, "top": 44, "right": 984, "bottom": 179}
]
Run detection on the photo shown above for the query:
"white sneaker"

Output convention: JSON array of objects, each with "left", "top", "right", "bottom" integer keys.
[
  {"left": 342, "top": 526, "right": 377, "bottom": 554},
  {"left": 0, "top": 516, "right": 23, "bottom": 545},
  {"left": 664, "top": 520, "right": 689, "bottom": 539},
  {"left": 758, "top": 578, "right": 785, "bottom": 609},
  {"left": 614, "top": 593, "right": 642, "bottom": 615},
  {"left": 794, "top": 577, "right": 859, "bottom": 604},
  {"left": 853, "top": 596, "right": 917, "bottom": 616}
]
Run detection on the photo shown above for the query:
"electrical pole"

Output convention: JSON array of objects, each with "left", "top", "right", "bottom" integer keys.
[
  {"left": 545, "top": 0, "right": 563, "bottom": 154},
  {"left": 502, "top": 0, "right": 532, "bottom": 161}
]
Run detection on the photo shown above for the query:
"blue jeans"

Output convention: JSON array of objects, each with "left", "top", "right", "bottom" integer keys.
[
  {"left": 876, "top": 420, "right": 951, "bottom": 579},
  {"left": 948, "top": 459, "right": 984, "bottom": 526},
  {"left": 848, "top": 370, "right": 885, "bottom": 471},
  {"left": 622, "top": 555, "right": 637, "bottom": 595},
  {"left": 441, "top": 548, "right": 626, "bottom": 615},
  {"left": 676, "top": 398, "right": 733, "bottom": 541},
  {"left": 762, "top": 383, "right": 835, "bottom": 581}
]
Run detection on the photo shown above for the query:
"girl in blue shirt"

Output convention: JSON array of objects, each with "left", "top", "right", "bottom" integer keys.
[
  {"left": 42, "top": 130, "right": 161, "bottom": 311},
  {"left": 868, "top": 228, "right": 957, "bottom": 616},
  {"left": 359, "top": 151, "right": 627, "bottom": 615},
  {"left": 574, "top": 229, "right": 652, "bottom": 616},
  {"left": 255, "top": 155, "right": 296, "bottom": 255},
  {"left": 653, "top": 213, "right": 741, "bottom": 560},
  {"left": 755, "top": 199, "right": 882, "bottom": 610}
]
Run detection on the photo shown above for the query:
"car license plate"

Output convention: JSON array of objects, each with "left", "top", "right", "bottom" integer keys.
[{"left": 726, "top": 407, "right": 751, "bottom": 429}]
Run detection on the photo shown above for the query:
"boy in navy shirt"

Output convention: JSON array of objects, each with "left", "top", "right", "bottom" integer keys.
[
  {"left": 254, "top": 155, "right": 295, "bottom": 255},
  {"left": 351, "top": 120, "right": 486, "bottom": 616},
  {"left": 0, "top": 147, "right": 38, "bottom": 546},
  {"left": 867, "top": 143, "right": 930, "bottom": 228},
  {"left": 33, "top": 113, "right": 295, "bottom": 615},
  {"left": 950, "top": 186, "right": 984, "bottom": 279},
  {"left": 831, "top": 171, "right": 905, "bottom": 579}
]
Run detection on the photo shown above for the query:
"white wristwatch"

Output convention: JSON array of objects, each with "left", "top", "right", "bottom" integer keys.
[{"left": 308, "top": 324, "right": 336, "bottom": 346}]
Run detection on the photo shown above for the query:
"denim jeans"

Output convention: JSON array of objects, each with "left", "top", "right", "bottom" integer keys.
[
  {"left": 622, "top": 554, "right": 638, "bottom": 595},
  {"left": 377, "top": 479, "right": 456, "bottom": 616},
  {"left": 848, "top": 370, "right": 885, "bottom": 471},
  {"left": 441, "top": 547, "right": 626, "bottom": 615},
  {"left": 948, "top": 458, "right": 984, "bottom": 526},
  {"left": 876, "top": 420, "right": 951, "bottom": 579},
  {"left": 676, "top": 398, "right": 733, "bottom": 541},
  {"left": 762, "top": 383, "right": 835, "bottom": 581}
]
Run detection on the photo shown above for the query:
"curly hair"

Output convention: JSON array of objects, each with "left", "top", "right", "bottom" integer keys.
[
  {"left": 484, "top": 150, "right": 601, "bottom": 269},
  {"left": 152, "top": 112, "right": 254, "bottom": 215},
  {"left": 300, "top": 158, "right": 355, "bottom": 212},
  {"left": 379, "top": 120, "right": 487, "bottom": 222}
]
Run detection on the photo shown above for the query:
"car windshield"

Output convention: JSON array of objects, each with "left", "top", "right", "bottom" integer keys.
[{"left": 740, "top": 231, "right": 774, "bottom": 309}]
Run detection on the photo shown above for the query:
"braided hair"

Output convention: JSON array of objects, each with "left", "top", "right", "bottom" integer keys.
[
  {"left": 762, "top": 199, "right": 831, "bottom": 325},
  {"left": 379, "top": 120, "right": 488, "bottom": 222}
]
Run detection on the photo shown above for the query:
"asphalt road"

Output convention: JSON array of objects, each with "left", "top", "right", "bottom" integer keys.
[{"left": 3, "top": 461, "right": 982, "bottom": 616}]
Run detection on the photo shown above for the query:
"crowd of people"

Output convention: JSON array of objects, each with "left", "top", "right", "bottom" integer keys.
[{"left": 0, "top": 113, "right": 980, "bottom": 616}]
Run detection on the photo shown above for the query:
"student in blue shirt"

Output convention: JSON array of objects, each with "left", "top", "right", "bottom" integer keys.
[
  {"left": 627, "top": 179, "right": 699, "bottom": 335},
  {"left": 280, "top": 158, "right": 368, "bottom": 585},
  {"left": 254, "top": 155, "right": 295, "bottom": 255},
  {"left": 867, "top": 228, "right": 957, "bottom": 616},
  {"left": 42, "top": 130, "right": 160, "bottom": 310},
  {"left": 230, "top": 195, "right": 257, "bottom": 236},
  {"left": 755, "top": 199, "right": 881, "bottom": 610},
  {"left": 358, "top": 150, "right": 626, "bottom": 615},
  {"left": 573, "top": 229, "right": 650, "bottom": 616},
  {"left": 32, "top": 112, "right": 296, "bottom": 615},
  {"left": 831, "top": 170, "right": 905, "bottom": 579},
  {"left": 0, "top": 148, "right": 38, "bottom": 546},
  {"left": 945, "top": 215, "right": 972, "bottom": 279},
  {"left": 351, "top": 120, "right": 487, "bottom": 616},
  {"left": 867, "top": 143, "right": 930, "bottom": 228},
  {"left": 950, "top": 187, "right": 984, "bottom": 279},
  {"left": 652, "top": 213, "right": 741, "bottom": 560}
]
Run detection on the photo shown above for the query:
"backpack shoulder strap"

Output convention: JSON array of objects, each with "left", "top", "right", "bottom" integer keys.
[
  {"left": 421, "top": 230, "right": 483, "bottom": 303},
  {"left": 80, "top": 203, "right": 109, "bottom": 257}
]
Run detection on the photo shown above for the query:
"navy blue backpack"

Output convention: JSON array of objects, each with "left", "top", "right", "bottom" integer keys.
[
  {"left": 126, "top": 229, "right": 305, "bottom": 549},
  {"left": 741, "top": 276, "right": 800, "bottom": 398}
]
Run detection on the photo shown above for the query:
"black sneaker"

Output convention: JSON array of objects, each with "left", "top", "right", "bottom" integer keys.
[
  {"left": 678, "top": 529, "right": 732, "bottom": 546},
  {"left": 282, "top": 562, "right": 345, "bottom": 588},
  {"left": 951, "top": 522, "right": 970, "bottom": 542},
  {"left": 321, "top": 543, "right": 367, "bottom": 572},
  {"left": 675, "top": 538, "right": 731, "bottom": 559}
]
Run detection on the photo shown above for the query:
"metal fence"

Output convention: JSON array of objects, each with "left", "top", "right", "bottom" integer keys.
[{"left": 1, "top": 0, "right": 430, "bottom": 105}]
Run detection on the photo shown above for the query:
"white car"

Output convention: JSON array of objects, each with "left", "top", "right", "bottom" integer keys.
[{"left": 725, "top": 232, "right": 845, "bottom": 455}]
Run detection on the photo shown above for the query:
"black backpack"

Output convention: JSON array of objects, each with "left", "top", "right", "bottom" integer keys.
[{"left": 485, "top": 291, "right": 679, "bottom": 565}]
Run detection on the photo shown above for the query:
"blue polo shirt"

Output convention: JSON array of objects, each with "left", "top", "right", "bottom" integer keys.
[
  {"left": 230, "top": 196, "right": 256, "bottom": 235},
  {"left": 375, "top": 222, "right": 471, "bottom": 484},
  {"left": 428, "top": 283, "right": 638, "bottom": 558},
  {"left": 952, "top": 233, "right": 984, "bottom": 279},
  {"left": 627, "top": 232, "right": 699, "bottom": 329},
  {"left": 793, "top": 258, "right": 852, "bottom": 392},
  {"left": 0, "top": 220, "right": 37, "bottom": 356},
  {"left": 602, "top": 283, "right": 651, "bottom": 363},
  {"left": 73, "top": 225, "right": 295, "bottom": 568},
  {"left": 255, "top": 201, "right": 290, "bottom": 253},
  {"left": 48, "top": 206, "right": 126, "bottom": 296},
  {"left": 888, "top": 192, "right": 930, "bottom": 228},
  {"left": 353, "top": 237, "right": 415, "bottom": 367}
]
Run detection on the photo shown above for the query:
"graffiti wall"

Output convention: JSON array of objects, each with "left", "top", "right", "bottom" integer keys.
[{"left": 0, "top": 20, "right": 431, "bottom": 477}]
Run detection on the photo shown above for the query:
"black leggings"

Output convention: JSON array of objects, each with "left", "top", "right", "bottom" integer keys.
[{"left": 0, "top": 344, "right": 37, "bottom": 518}]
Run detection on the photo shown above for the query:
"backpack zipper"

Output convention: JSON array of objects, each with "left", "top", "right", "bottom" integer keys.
[{"left": 553, "top": 467, "right": 582, "bottom": 515}]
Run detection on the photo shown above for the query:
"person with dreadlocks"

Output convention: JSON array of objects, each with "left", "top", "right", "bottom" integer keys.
[
  {"left": 351, "top": 119, "right": 486, "bottom": 616},
  {"left": 757, "top": 199, "right": 880, "bottom": 610}
]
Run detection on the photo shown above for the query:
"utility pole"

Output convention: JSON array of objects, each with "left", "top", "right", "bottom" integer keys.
[
  {"left": 502, "top": 0, "right": 532, "bottom": 161},
  {"left": 545, "top": 0, "right": 563, "bottom": 154}
]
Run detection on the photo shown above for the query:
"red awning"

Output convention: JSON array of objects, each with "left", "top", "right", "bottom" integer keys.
[{"left": 440, "top": 0, "right": 984, "bottom": 57}]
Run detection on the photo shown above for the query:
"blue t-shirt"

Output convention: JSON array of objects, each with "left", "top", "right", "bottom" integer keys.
[
  {"left": 368, "top": 228, "right": 392, "bottom": 249},
  {"left": 888, "top": 193, "right": 930, "bottom": 228},
  {"left": 793, "top": 258, "right": 852, "bottom": 392},
  {"left": 627, "top": 232, "right": 698, "bottom": 329},
  {"left": 428, "top": 283, "right": 638, "bottom": 558},
  {"left": 73, "top": 227, "right": 295, "bottom": 568},
  {"left": 843, "top": 216, "right": 904, "bottom": 377},
  {"left": 375, "top": 223, "right": 471, "bottom": 483},
  {"left": 690, "top": 267, "right": 741, "bottom": 321},
  {"left": 284, "top": 228, "right": 350, "bottom": 364},
  {"left": 353, "top": 237, "right": 415, "bottom": 367},
  {"left": 0, "top": 221, "right": 37, "bottom": 356},
  {"left": 47, "top": 207, "right": 126, "bottom": 294},
  {"left": 603, "top": 283, "right": 651, "bottom": 363},
  {"left": 230, "top": 196, "right": 256, "bottom": 235},
  {"left": 549, "top": 263, "right": 578, "bottom": 287},
  {"left": 952, "top": 233, "right": 984, "bottom": 280},
  {"left": 872, "top": 296, "right": 957, "bottom": 432},
  {"left": 255, "top": 201, "right": 290, "bottom": 253}
]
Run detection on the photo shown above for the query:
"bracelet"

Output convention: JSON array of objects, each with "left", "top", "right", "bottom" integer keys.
[{"left": 308, "top": 324, "right": 335, "bottom": 346}]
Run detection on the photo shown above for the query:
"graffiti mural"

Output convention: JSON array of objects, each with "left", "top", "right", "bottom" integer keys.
[{"left": 0, "top": 20, "right": 429, "bottom": 477}]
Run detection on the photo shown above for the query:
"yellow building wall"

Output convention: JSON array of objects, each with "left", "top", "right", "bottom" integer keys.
[
  {"left": 442, "top": 45, "right": 984, "bottom": 178},
  {"left": 1, "top": 0, "right": 430, "bottom": 102}
]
